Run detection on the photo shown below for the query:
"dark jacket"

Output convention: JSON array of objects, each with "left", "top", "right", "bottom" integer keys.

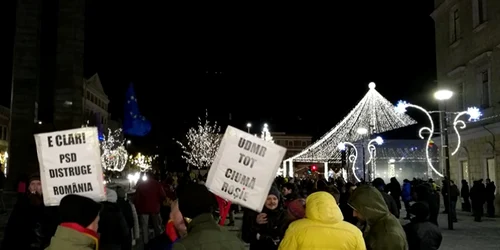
[
  {"left": 172, "top": 213, "right": 245, "bottom": 250},
  {"left": 1, "top": 193, "right": 58, "bottom": 250},
  {"left": 98, "top": 202, "right": 131, "bottom": 250},
  {"left": 349, "top": 185, "right": 407, "bottom": 250},
  {"left": 404, "top": 219, "right": 442, "bottom": 250},
  {"left": 402, "top": 183, "right": 412, "bottom": 202},
  {"left": 249, "top": 207, "right": 286, "bottom": 250}
]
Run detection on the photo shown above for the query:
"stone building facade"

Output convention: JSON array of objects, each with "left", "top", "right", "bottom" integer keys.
[
  {"left": 432, "top": 0, "right": 500, "bottom": 214},
  {"left": 273, "top": 132, "right": 312, "bottom": 177},
  {"left": 8, "top": 0, "right": 86, "bottom": 187},
  {"left": 84, "top": 73, "right": 110, "bottom": 129}
]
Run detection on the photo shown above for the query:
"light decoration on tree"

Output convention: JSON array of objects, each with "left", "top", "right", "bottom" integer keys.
[
  {"left": 176, "top": 110, "right": 222, "bottom": 169},
  {"left": 450, "top": 107, "right": 482, "bottom": 155},
  {"left": 366, "top": 136, "right": 384, "bottom": 165},
  {"left": 287, "top": 82, "right": 416, "bottom": 163},
  {"left": 337, "top": 142, "right": 360, "bottom": 182},
  {"left": 261, "top": 123, "right": 274, "bottom": 143},
  {"left": 395, "top": 100, "right": 443, "bottom": 177},
  {"left": 130, "top": 152, "right": 156, "bottom": 172},
  {"left": 0, "top": 151, "right": 7, "bottom": 175},
  {"left": 100, "top": 129, "right": 128, "bottom": 172}
]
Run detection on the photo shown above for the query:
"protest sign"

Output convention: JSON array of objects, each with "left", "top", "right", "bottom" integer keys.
[
  {"left": 34, "top": 127, "right": 106, "bottom": 206},
  {"left": 206, "top": 126, "right": 287, "bottom": 212}
]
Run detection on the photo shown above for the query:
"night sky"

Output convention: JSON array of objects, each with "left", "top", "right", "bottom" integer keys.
[{"left": 0, "top": 1, "right": 437, "bottom": 154}]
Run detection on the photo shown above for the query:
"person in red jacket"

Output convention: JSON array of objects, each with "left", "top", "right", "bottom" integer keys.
[{"left": 134, "top": 172, "right": 167, "bottom": 245}]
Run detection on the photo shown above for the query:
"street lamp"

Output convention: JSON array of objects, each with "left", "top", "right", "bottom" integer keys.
[
  {"left": 434, "top": 89, "right": 453, "bottom": 101},
  {"left": 434, "top": 89, "right": 453, "bottom": 230},
  {"left": 246, "top": 123, "right": 252, "bottom": 133}
]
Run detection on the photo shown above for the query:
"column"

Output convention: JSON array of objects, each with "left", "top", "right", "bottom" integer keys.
[
  {"left": 53, "top": 0, "right": 86, "bottom": 130},
  {"left": 324, "top": 162, "right": 329, "bottom": 179},
  {"left": 7, "top": 0, "right": 43, "bottom": 188}
]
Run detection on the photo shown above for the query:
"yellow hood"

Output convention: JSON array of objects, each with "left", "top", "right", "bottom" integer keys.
[{"left": 306, "top": 191, "right": 343, "bottom": 223}]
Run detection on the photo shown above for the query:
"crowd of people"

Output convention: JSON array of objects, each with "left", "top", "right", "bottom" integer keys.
[{"left": 0, "top": 171, "right": 496, "bottom": 250}]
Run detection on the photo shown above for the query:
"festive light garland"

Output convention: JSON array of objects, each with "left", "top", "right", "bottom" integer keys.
[
  {"left": 337, "top": 142, "right": 360, "bottom": 182},
  {"left": 395, "top": 100, "right": 443, "bottom": 177},
  {"left": 101, "top": 128, "right": 128, "bottom": 172},
  {"left": 450, "top": 107, "right": 482, "bottom": 155},
  {"left": 288, "top": 83, "right": 416, "bottom": 163},
  {"left": 176, "top": 110, "right": 222, "bottom": 169},
  {"left": 366, "top": 136, "right": 384, "bottom": 165},
  {"left": 261, "top": 123, "right": 274, "bottom": 143},
  {"left": 130, "top": 152, "right": 157, "bottom": 172}
]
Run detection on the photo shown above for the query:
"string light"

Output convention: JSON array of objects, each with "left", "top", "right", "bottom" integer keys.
[
  {"left": 176, "top": 109, "right": 221, "bottom": 169},
  {"left": 261, "top": 123, "right": 274, "bottom": 143},
  {"left": 395, "top": 100, "right": 443, "bottom": 177},
  {"left": 288, "top": 83, "right": 416, "bottom": 162},
  {"left": 129, "top": 152, "right": 157, "bottom": 172},
  {"left": 337, "top": 142, "right": 360, "bottom": 182},
  {"left": 366, "top": 136, "right": 383, "bottom": 165},
  {"left": 450, "top": 107, "right": 482, "bottom": 156},
  {"left": 101, "top": 129, "right": 128, "bottom": 172}
]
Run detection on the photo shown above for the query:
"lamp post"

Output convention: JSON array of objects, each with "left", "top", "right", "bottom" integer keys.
[
  {"left": 396, "top": 92, "right": 482, "bottom": 231},
  {"left": 357, "top": 127, "right": 368, "bottom": 181},
  {"left": 434, "top": 89, "right": 453, "bottom": 230},
  {"left": 246, "top": 123, "right": 252, "bottom": 133}
]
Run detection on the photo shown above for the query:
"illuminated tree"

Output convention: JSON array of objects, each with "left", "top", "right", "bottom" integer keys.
[
  {"left": 101, "top": 129, "right": 128, "bottom": 172},
  {"left": 129, "top": 152, "right": 157, "bottom": 172},
  {"left": 177, "top": 110, "right": 222, "bottom": 169}
]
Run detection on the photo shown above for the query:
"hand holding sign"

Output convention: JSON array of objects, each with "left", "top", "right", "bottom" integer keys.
[
  {"left": 256, "top": 213, "right": 268, "bottom": 224},
  {"left": 34, "top": 127, "right": 106, "bottom": 206}
]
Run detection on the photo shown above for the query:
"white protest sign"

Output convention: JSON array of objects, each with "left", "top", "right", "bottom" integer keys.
[
  {"left": 34, "top": 127, "right": 106, "bottom": 206},
  {"left": 205, "top": 126, "right": 286, "bottom": 212}
]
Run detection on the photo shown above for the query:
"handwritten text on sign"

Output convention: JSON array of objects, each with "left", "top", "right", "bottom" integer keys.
[
  {"left": 35, "top": 127, "right": 106, "bottom": 206},
  {"left": 206, "top": 126, "right": 286, "bottom": 212}
]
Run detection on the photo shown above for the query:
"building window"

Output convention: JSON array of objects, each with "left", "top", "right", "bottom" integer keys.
[
  {"left": 473, "top": 0, "right": 487, "bottom": 27},
  {"left": 479, "top": 69, "right": 490, "bottom": 108},
  {"left": 456, "top": 82, "right": 465, "bottom": 110},
  {"left": 450, "top": 8, "right": 461, "bottom": 43},
  {"left": 460, "top": 160, "right": 469, "bottom": 183}
]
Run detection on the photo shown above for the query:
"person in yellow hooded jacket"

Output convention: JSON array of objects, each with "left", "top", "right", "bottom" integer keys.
[{"left": 278, "top": 191, "right": 366, "bottom": 250}]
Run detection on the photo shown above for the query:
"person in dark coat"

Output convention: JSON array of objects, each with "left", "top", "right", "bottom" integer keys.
[
  {"left": 413, "top": 183, "right": 439, "bottom": 226},
  {"left": 401, "top": 179, "right": 412, "bottom": 219},
  {"left": 1, "top": 174, "right": 58, "bottom": 250},
  {"left": 404, "top": 202, "right": 442, "bottom": 250},
  {"left": 99, "top": 188, "right": 132, "bottom": 250},
  {"left": 249, "top": 187, "right": 287, "bottom": 250},
  {"left": 470, "top": 180, "right": 486, "bottom": 222},
  {"left": 387, "top": 177, "right": 402, "bottom": 211},
  {"left": 460, "top": 179, "right": 471, "bottom": 212},
  {"left": 372, "top": 178, "right": 400, "bottom": 218}
]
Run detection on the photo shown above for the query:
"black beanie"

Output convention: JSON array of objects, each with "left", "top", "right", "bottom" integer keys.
[
  {"left": 59, "top": 194, "right": 101, "bottom": 227},
  {"left": 268, "top": 186, "right": 281, "bottom": 200},
  {"left": 178, "top": 184, "right": 215, "bottom": 219}
]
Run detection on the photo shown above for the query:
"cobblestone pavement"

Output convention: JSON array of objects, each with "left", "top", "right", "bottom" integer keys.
[
  {"left": 0, "top": 188, "right": 498, "bottom": 250},
  {"left": 432, "top": 209, "right": 500, "bottom": 250}
]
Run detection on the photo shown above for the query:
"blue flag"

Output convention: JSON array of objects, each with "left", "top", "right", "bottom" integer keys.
[{"left": 123, "top": 83, "right": 151, "bottom": 136}]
